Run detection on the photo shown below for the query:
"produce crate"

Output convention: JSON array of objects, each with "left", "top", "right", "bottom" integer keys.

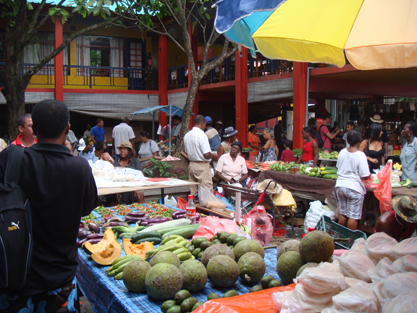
[{"left": 315, "top": 215, "right": 367, "bottom": 249}]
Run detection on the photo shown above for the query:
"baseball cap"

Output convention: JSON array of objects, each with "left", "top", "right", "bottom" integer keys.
[
  {"left": 77, "top": 138, "right": 86, "bottom": 151},
  {"left": 205, "top": 116, "right": 212, "bottom": 124}
]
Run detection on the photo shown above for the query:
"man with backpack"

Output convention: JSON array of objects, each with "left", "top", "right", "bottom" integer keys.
[
  {"left": 0, "top": 99, "right": 97, "bottom": 312},
  {"left": 317, "top": 113, "right": 340, "bottom": 151}
]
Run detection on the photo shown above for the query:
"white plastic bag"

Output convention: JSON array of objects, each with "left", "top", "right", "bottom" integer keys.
[
  {"left": 367, "top": 257, "right": 397, "bottom": 283},
  {"left": 164, "top": 195, "right": 178, "bottom": 208},
  {"left": 392, "top": 237, "right": 417, "bottom": 259},
  {"left": 303, "top": 201, "right": 325, "bottom": 232},
  {"left": 344, "top": 277, "right": 369, "bottom": 289},
  {"left": 296, "top": 267, "right": 346, "bottom": 294},
  {"left": 198, "top": 187, "right": 225, "bottom": 208},
  {"left": 351, "top": 238, "right": 367, "bottom": 255},
  {"left": 365, "top": 232, "right": 397, "bottom": 263},
  {"left": 322, "top": 287, "right": 380, "bottom": 313},
  {"left": 392, "top": 255, "right": 417, "bottom": 273},
  {"left": 317, "top": 260, "right": 341, "bottom": 273},
  {"left": 339, "top": 250, "right": 375, "bottom": 282},
  {"left": 382, "top": 291, "right": 417, "bottom": 313}
]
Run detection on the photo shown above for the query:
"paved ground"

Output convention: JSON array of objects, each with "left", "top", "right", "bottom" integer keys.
[{"left": 80, "top": 297, "right": 94, "bottom": 313}]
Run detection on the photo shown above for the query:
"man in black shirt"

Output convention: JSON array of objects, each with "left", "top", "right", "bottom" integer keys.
[{"left": 0, "top": 99, "right": 97, "bottom": 312}]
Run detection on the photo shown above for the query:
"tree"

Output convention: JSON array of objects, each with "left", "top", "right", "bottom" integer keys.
[
  {"left": 108, "top": 0, "right": 237, "bottom": 156},
  {"left": 0, "top": 0, "right": 119, "bottom": 139}
]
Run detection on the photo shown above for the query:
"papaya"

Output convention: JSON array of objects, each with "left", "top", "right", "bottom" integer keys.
[
  {"left": 122, "top": 238, "right": 153, "bottom": 259},
  {"left": 91, "top": 241, "right": 122, "bottom": 265},
  {"left": 83, "top": 228, "right": 117, "bottom": 255}
]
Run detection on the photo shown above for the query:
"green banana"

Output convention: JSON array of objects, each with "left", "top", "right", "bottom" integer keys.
[
  {"left": 108, "top": 269, "right": 117, "bottom": 277},
  {"left": 177, "top": 252, "right": 192, "bottom": 261},
  {"left": 160, "top": 235, "right": 183, "bottom": 245},
  {"left": 172, "top": 248, "right": 188, "bottom": 255},
  {"left": 114, "top": 272, "right": 123, "bottom": 280}
]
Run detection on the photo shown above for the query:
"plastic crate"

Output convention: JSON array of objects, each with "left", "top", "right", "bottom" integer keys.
[{"left": 315, "top": 215, "right": 367, "bottom": 249}]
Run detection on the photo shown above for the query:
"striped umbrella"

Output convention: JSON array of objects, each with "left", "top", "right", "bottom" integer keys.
[{"left": 214, "top": 0, "right": 417, "bottom": 70}]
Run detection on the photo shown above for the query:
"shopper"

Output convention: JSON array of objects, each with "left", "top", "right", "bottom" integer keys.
[
  {"left": 160, "top": 115, "right": 182, "bottom": 145},
  {"left": 359, "top": 122, "right": 385, "bottom": 173},
  {"left": 78, "top": 138, "right": 98, "bottom": 163},
  {"left": 274, "top": 121, "right": 285, "bottom": 159},
  {"left": 296, "top": 127, "right": 318, "bottom": 167},
  {"left": 138, "top": 131, "right": 159, "bottom": 168},
  {"left": 216, "top": 126, "right": 238, "bottom": 159},
  {"left": 370, "top": 114, "right": 389, "bottom": 160},
  {"left": 336, "top": 130, "right": 371, "bottom": 230},
  {"left": 260, "top": 127, "right": 278, "bottom": 162},
  {"left": 91, "top": 118, "right": 106, "bottom": 144},
  {"left": 216, "top": 141, "right": 248, "bottom": 186},
  {"left": 11, "top": 113, "right": 37, "bottom": 147},
  {"left": 205, "top": 116, "right": 221, "bottom": 152},
  {"left": 399, "top": 121, "right": 417, "bottom": 180},
  {"left": 281, "top": 140, "right": 295, "bottom": 162},
  {"left": 342, "top": 121, "right": 355, "bottom": 148},
  {"left": 0, "top": 99, "right": 97, "bottom": 312},
  {"left": 94, "top": 140, "right": 114, "bottom": 164},
  {"left": 319, "top": 113, "right": 340, "bottom": 151},
  {"left": 247, "top": 125, "right": 260, "bottom": 162}
]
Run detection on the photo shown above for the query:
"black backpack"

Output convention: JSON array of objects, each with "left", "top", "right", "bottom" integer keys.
[
  {"left": 316, "top": 125, "right": 326, "bottom": 148},
  {"left": 0, "top": 145, "right": 33, "bottom": 293}
]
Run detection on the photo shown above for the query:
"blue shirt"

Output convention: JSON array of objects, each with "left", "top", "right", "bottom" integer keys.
[
  {"left": 91, "top": 126, "right": 105, "bottom": 142},
  {"left": 205, "top": 127, "right": 221, "bottom": 152},
  {"left": 79, "top": 147, "right": 98, "bottom": 163},
  {"left": 400, "top": 137, "right": 417, "bottom": 180}
]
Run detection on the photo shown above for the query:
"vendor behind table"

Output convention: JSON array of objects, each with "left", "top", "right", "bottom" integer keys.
[
  {"left": 296, "top": 126, "right": 318, "bottom": 167},
  {"left": 216, "top": 141, "right": 248, "bottom": 186},
  {"left": 399, "top": 121, "right": 417, "bottom": 180}
]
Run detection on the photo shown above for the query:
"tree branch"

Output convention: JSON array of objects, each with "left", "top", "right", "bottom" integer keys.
[{"left": 199, "top": 39, "right": 237, "bottom": 79}]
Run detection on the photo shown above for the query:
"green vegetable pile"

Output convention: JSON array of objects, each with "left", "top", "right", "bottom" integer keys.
[
  {"left": 293, "top": 148, "right": 302, "bottom": 158},
  {"left": 268, "top": 162, "right": 309, "bottom": 174},
  {"left": 319, "top": 151, "right": 339, "bottom": 159}
]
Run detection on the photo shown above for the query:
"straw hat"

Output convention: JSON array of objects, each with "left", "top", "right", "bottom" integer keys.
[
  {"left": 370, "top": 114, "right": 384, "bottom": 123},
  {"left": 117, "top": 141, "right": 135, "bottom": 154},
  {"left": 391, "top": 196, "right": 417, "bottom": 223},
  {"left": 256, "top": 179, "right": 282, "bottom": 194}
]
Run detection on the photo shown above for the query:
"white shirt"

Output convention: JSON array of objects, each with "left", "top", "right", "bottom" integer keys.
[
  {"left": 336, "top": 148, "right": 370, "bottom": 195},
  {"left": 184, "top": 127, "right": 211, "bottom": 161},
  {"left": 112, "top": 123, "right": 135, "bottom": 154}
]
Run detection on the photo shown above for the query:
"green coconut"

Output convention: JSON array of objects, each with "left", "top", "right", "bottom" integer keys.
[
  {"left": 149, "top": 251, "right": 180, "bottom": 267},
  {"left": 232, "top": 239, "right": 265, "bottom": 261},
  {"left": 207, "top": 255, "right": 239, "bottom": 288},
  {"left": 299, "top": 231, "right": 334, "bottom": 263},
  {"left": 296, "top": 262, "right": 319, "bottom": 277},
  {"left": 122, "top": 259, "right": 151, "bottom": 293},
  {"left": 178, "top": 260, "right": 207, "bottom": 292},
  {"left": 201, "top": 244, "right": 234, "bottom": 267},
  {"left": 277, "top": 239, "right": 300, "bottom": 260},
  {"left": 277, "top": 251, "right": 305, "bottom": 285},
  {"left": 145, "top": 263, "right": 183, "bottom": 300},
  {"left": 237, "top": 252, "right": 266, "bottom": 284}
]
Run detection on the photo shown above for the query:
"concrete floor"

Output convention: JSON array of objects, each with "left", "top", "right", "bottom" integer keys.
[{"left": 80, "top": 297, "right": 94, "bottom": 313}]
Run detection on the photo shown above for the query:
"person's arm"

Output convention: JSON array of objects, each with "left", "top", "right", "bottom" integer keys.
[
  {"left": 112, "top": 138, "right": 115, "bottom": 156},
  {"left": 248, "top": 142, "right": 259, "bottom": 150},
  {"left": 359, "top": 140, "right": 367, "bottom": 152},
  {"left": 213, "top": 144, "right": 225, "bottom": 161},
  {"left": 81, "top": 164, "right": 98, "bottom": 215},
  {"left": 216, "top": 171, "right": 232, "bottom": 183},
  {"left": 64, "top": 140, "right": 72, "bottom": 153},
  {"left": 104, "top": 134, "right": 107, "bottom": 143},
  {"left": 90, "top": 129, "right": 96, "bottom": 144},
  {"left": 312, "top": 141, "right": 319, "bottom": 167},
  {"left": 239, "top": 173, "right": 248, "bottom": 183},
  {"left": 275, "top": 143, "right": 279, "bottom": 158},
  {"left": 325, "top": 128, "right": 340, "bottom": 140},
  {"left": 296, "top": 153, "right": 303, "bottom": 164},
  {"left": 375, "top": 212, "right": 394, "bottom": 238}
]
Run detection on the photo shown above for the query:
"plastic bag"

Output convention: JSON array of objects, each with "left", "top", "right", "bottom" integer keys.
[
  {"left": 198, "top": 187, "right": 225, "bottom": 209},
  {"left": 177, "top": 197, "right": 188, "bottom": 210},
  {"left": 382, "top": 291, "right": 417, "bottom": 313},
  {"left": 318, "top": 260, "right": 341, "bottom": 273},
  {"left": 392, "top": 255, "right": 417, "bottom": 273},
  {"left": 322, "top": 287, "right": 380, "bottom": 313},
  {"left": 367, "top": 257, "right": 397, "bottom": 283},
  {"left": 296, "top": 267, "right": 346, "bottom": 294},
  {"left": 272, "top": 283, "right": 334, "bottom": 313},
  {"left": 339, "top": 250, "right": 375, "bottom": 282},
  {"left": 365, "top": 232, "right": 397, "bottom": 263},
  {"left": 192, "top": 216, "right": 238, "bottom": 240},
  {"left": 372, "top": 272, "right": 417, "bottom": 309},
  {"left": 374, "top": 162, "right": 393, "bottom": 215},
  {"left": 344, "top": 277, "right": 369, "bottom": 289},
  {"left": 303, "top": 200, "right": 324, "bottom": 232},
  {"left": 164, "top": 195, "right": 178, "bottom": 207},
  {"left": 351, "top": 238, "right": 367, "bottom": 254},
  {"left": 392, "top": 237, "right": 417, "bottom": 259},
  {"left": 251, "top": 206, "right": 273, "bottom": 247}
]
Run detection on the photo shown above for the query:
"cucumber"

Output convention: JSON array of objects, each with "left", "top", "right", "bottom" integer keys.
[
  {"left": 131, "top": 232, "right": 161, "bottom": 243},
  {"left": 133, "top": 237, "right": 162, "bottom": 245},
  {"left": 322, "top": 174, "right": 337, "bottom": 179},
  {"left": 320, "top": 170, "right": 337, "bottom": 175},
  {"left": 161, "top": 224, "right": 201, "bottom": 240}
]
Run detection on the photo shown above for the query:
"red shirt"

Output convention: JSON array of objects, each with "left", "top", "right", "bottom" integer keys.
[
  {"left": 301, "top": 139, "right": 317, "bottom": 162},
  {"left": 11, "top": 134, "right": 37, "bottom": 147},
  {"left": 281, "top": 149, "right": 295, "bottom": 162}
]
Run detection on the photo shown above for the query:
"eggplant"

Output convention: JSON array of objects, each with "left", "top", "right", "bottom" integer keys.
[
  {"left": 86, "top": 238, "right": 102, "bottom": 245},
  {"left": 172, "top": 210, "right": 186, "bottom": 218},
  {"left": 195, "top": 213, "right": 201, "bottom": 222},
  {"left": 77, "top": 238, "right": 88, "bottom": 247},
  {"left": 126, "top": 212, "right": 145, "bottom": 218},
  {"left": 124, "top": 216, "right": 142, "bottom": 223},
  {"left": 173, "top": 213, "right": 186, "bottom": 220},
  {"left": 78, "top": 229, "right": 92, "bottom": 240},
  {"left": 101, "top": 221, "right": 129, "bottom": 228},
  {"left": 86, "top": 233, "right": 104, "bottom": 240},
  {"left": 106, "top": 217, "right": 124, "bottom": 223},
  {"left": 87, "top": 223, "right": 100, "bottom": 233},
  {"left": 148, "top": 217, "right": 171, "bottom": 223},
  {"left": 79, "top": 222, "right": 86, "bottom": 228},
  {"left": 140, "top": 221, "right": 149, "bottom": 226}
]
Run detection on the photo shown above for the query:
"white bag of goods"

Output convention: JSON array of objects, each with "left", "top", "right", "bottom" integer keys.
[
  {"left": 350, "top": 238, "right": 367, "bottom": 255},
  {"left": 272, "top": 284, "right": 334, "bottom": 313},
  {"left": 382, "top": 291, "right": 417, "bottom": 313},
  {"left": 296, "top": 267, "right": 346, "bottom": 294},
  {"left": 317, "top": 260, "right": 341, "bottom": 273},
  {"left": 303, "top": 201, "right": 324, "bottom": 232},
  {"left": 321, "top": 287, "right": 380, "bottom": 313},
  {"left": 392, "top": 255, "right": 417, "bottom": 273},
  {"left": 367, "top": 257, "right": 397, "bottom": 283},
  {"left": 339, "top": 250, "right": 375, "bottom": 282},
  {"left": 392, "top": 237, "right": 417, "bottom": 259},
  {"left": 372, "top": 272, "right": 417, "bottom": 309},
  {"left": 344, "top": 277, "right": 369, "bottom": 289},
  {"left": 365, "top": 232, "right": 397, "bottom": 263}
]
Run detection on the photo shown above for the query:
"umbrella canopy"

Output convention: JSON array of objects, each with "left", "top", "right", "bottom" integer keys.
[
  {"left": 214, "top": 0, "right": 417, "bottom": 70},
  {"left": 131, "top": 105, "right": 184, "bottom": 116}
]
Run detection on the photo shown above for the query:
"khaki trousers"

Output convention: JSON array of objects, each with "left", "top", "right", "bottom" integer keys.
[{"left": 189, "top": 162, "right": 212, "bottom": 195}]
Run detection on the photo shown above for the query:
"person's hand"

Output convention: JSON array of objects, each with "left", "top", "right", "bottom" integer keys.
[
  {"left": 112, "top": 150, "right": 115, "bottom": 157},
  {"left": 370, "top": 158, "right": 379, "bottom": 164},
  {"left": 115, "top": 193, "right": 121, "bottom": 204}
]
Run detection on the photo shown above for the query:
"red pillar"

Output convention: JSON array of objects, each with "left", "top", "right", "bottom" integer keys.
[
  {"left": 158, "top": 34, "right": 168, "bottom": 140},
  {"left": 188, "top": 19, "right": 199, "bottom": 129},
  {"left": 293, "top": 62, "right": 308, "bottom": 149},
  {"left": 54, "top": 16, "right": 63, "bottom": 102},
  {"left": 235, "top": 47, "right": 248, "bottom": 146}
]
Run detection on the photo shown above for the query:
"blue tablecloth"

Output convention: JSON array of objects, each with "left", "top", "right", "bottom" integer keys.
[{"left": 76, "top": 247, "right": 279, "bottom": 313}]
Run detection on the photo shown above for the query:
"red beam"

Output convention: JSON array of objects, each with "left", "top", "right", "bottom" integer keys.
[
  {"left": 293, "top": 62, "right": 308, "bottom": 149},
  {"left": 62, "top": 89, "right": 158, "bottom": 95},
  {"left": 235, "top": 47, "right": 248, "bottom": 146},
  {"left": 54, "top": 16, "right": 63, "bottom": 102},
  {"left": 198, "top": 80, "right": 236, "bottom": 90},
  {"left": 310, "top": 64, "right": 357, "bottom": 76}
]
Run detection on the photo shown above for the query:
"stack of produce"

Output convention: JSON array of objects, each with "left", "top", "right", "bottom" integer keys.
[
  {"left": 319, "top": 151, "right": 339, "bottom": 159},
  {"left": 306, "top": 167, "right": 337, "bottom": 179}
]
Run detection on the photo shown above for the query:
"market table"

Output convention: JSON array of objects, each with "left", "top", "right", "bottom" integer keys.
[{"left": 77, "top": 246, "right": 281, "bottom": 313}]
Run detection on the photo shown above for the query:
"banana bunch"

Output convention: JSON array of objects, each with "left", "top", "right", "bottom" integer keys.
[
  {"left": 146, "top": 235, "right": 195, "bottom": 262},
  {"left": 105, "top": 255, "right": 142, "bottom": 280},
  {"left": 237, "top": 222, "right": 251, "bottom": 235}
]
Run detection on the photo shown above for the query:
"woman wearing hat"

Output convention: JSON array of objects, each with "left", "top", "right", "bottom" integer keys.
[
  {"left": 216, "top": 141, "right": 248, "bottom": 186},
  {"left": 216, "top": 126, "right": 238, "bottom": 159},
  {"left": 399, "top": 121, "right": 417, "bottom": 180},
  {"left": 113, "top": 141, "right": 144, "bottom": 204},
  {"left": 375, "top": 195, "right": 417, "bottom": 242}
]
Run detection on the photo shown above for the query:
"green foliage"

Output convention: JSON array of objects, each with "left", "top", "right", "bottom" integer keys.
[{"left": 143, "top": 159, "right": 174, "bottom": 178}]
